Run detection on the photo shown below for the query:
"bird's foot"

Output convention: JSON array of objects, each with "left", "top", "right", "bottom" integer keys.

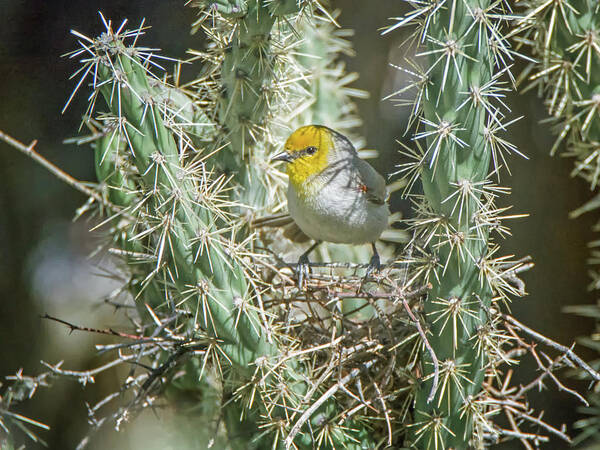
[
  {"left": 296, "top": 254, "right": 311, "bottom": 288},
  {"left": 365, "top": 252, "right": 381, "bottom": 279}
]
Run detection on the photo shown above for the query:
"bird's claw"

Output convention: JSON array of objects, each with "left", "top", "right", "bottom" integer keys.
[
  {"left": 296, "top": 254, "right": 311, "bottom": 288},
  {"left": 365, "top": 253, "right": 381, "bottom": 279}
]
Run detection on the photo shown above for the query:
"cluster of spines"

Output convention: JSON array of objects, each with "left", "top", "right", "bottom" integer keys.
[{"left": 386, "top": 0, "right": 526, "bottom": 447}]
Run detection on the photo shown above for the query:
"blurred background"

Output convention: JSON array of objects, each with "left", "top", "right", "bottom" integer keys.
[{"left": 0, "top": 1, "right": 597, "bottom": 448}]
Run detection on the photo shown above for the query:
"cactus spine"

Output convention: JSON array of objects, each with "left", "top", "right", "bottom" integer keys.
[{"left": 387, "top": 1, "right": 522, "bottom": 447}]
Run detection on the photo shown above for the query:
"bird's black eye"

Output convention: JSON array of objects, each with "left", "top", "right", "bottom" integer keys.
[{"left": 305, "top": 146, "right": 317, "bottom": 155}]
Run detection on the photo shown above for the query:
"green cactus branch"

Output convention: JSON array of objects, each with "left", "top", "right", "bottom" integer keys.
[
  {"left": 89, "top": 28, "right": 273, "bottom": 371},
  {"left": 191, "top": 0, "right": 309, "bottom": 213},
  {"left": 514, "top": 0, "right": 600, "bottom": 164},
  {"left": 386, "top": 0, "right": 524, "bottom": 447},
  {"left": 513, "top": 1, "right": 600, "bottom": 226}
]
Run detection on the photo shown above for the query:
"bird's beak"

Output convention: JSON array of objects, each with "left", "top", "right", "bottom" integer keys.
[{"left": 271, "top": 151, "right": 292, "bottom": 163}]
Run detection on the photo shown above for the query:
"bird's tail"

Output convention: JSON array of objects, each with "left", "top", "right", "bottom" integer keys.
[{"left": 250, "top": 213, "right": 311, "bottom": 243}]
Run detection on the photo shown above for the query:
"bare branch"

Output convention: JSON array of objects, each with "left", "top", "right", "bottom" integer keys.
[{"left": 0, "top": 130, "right": 108, "bottom": 207}]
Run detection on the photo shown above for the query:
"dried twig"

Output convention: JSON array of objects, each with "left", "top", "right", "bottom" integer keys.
[
  {"left": 401, "top": 297, "right": 438, "bottom": 404},
  {"left": 502, "top": 313, "right": 600, "bottom": 382},
  {"left": 285, "top": 359, "right": 377, "bottom": 449},
  {"left": 0, "top": 130, "right": 108, "bottom": 206},
  {"left": 41, "top": 353, "right": 146, "bottom": 385},
  {"left": 42, "top": 313, "right": 146, "bottom": 341}
]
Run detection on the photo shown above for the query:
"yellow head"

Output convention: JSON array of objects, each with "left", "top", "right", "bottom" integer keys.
[{"left": 272, "top": 125, "right": 334, "bottom": 190}]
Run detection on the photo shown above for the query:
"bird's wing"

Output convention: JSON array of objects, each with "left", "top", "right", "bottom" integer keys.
[
  {"left": 251, "top": 213, "right": 295, "bottom": 228},
  {"left": 251, "top": 213, "right": 311, "bottom": 243},
  {"left": 355, "top": 157, "right": 387, "bottom": 205}
]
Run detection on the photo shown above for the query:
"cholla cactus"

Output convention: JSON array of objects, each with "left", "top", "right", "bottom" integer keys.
[
  {"left": 512, "top": 0, "right": 600, "bottom": 444},
  {"left": 62, "top": 5, "right": 386, "bottom": 449},
  {"left": 4, "top": 2, "right": 600, "bottom": 449},
  {"left": 513, "top": 0, "right": 600, "bottom": 166},
  {"left": 384, "top": 0, "right": 529, "bottom": 447},
  {"left": 189, "top": 0, "right": 314, "bottom": 212}
]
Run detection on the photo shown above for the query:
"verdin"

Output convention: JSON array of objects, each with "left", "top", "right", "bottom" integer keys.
[{"left": 268, "top": 125, "right": 390, "bottom": 283}]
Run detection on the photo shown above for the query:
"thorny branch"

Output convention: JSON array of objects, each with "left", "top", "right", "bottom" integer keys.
[
  {"left": 478, "top": 306, "right": 599, "bottom": 446},
  {"left": 42, "top": 313, "right": 146, "bottom": 341},
  {"left": 0, "top": 130, "right": 109, "bottom": 207},
  {"left": 502, "top": 313, "right": 600, "bottom": 382}
]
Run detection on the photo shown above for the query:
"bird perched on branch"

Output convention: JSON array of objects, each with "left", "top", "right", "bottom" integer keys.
[{"left": 256, "top": 125, "right": 390, "bottom": 285}]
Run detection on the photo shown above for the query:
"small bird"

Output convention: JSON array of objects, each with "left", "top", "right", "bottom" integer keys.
[{"left": 268, "top": 125, "right": 390, "bottom": 284}]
